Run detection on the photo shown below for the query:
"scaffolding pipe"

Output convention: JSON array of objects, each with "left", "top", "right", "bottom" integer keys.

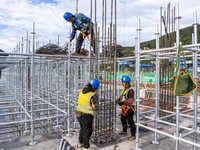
[
  {"left": 192, "top": 11, "right": 198, "bottom": 150},
  {"left": 135, "top": 18, "right": 142, "bottom": 150},
  {"left": 67, "top": 39, "right": 71, "bottom": 136},
  {"left": 152, "top": 25, "right": 160, "bottom": 145},
  {"left": 140, "top": 43, "right": 200, "bottom": 54},
  {"left": 139, "top": 123, "right": 200, "bottom": 148},
  {"left": 175, "top": 4, "right": 181, "bottom": 150}
]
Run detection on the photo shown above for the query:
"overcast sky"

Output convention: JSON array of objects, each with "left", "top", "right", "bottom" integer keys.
[{"left": 0, "top": 0, "right": 200, "bottom": 52}]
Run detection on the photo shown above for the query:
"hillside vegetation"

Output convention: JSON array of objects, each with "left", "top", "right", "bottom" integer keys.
[{"left": 122, "top": 25, "right": 200, "bottom": 57}]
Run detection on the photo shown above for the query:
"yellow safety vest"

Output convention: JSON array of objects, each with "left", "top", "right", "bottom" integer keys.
[
  {"left": 121, "top": 87, "right": 135, "bottom": 116},
  {"left": 76, "top": 90, "right": 95, "bottom": 115}
]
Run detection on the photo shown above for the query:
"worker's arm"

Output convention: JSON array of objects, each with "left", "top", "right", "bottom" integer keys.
[
  {"left": 123, "top": 89, "right": 134, "bottom": 106},
  {"left": 70, "top": 26, "right": 77, "bottom": 42},
  {"left": 90, "top": 94, "right": 98, "bottom": 111},
  {"left": 77, "top": 13, "right": 93, "bottom": 28},
  {"left": 116, "top": 96, "right": 123, "bottom": 106},
  {"left": 116, "top": 88, "right": 126, "bottom": 106}
]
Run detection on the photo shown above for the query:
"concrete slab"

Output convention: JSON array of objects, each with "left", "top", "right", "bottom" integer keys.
[{"left": 0, "top": 131, "right": 198, "bottom": 150}]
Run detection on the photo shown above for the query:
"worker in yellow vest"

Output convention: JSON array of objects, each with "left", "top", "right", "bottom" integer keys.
[
  {"left": 76, "top": 79, "right": 100, "bottom": 150},
  {"left": 116, "top": 75, "right": 136, "bottom": 141}
]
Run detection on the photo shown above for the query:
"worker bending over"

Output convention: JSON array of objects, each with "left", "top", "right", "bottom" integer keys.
[{"left": 63, "top": 12, "right": 96, "bottom": 56}]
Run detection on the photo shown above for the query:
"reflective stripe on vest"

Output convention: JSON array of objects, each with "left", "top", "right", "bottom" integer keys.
[
  {"left": 73, "top": 19, "right": 82, "bottom": 29},
  {"left": 73, "top": 17, "right": 88, "bottom": 33},
  {"left": 121, "top": 106, "right": 134, "bottom": 116},
  {"left": 121, "top": 87, "right": 134, "bottom": 116},
  {"left": 76, "top": 90, "right": 95, "bottom": 115}
]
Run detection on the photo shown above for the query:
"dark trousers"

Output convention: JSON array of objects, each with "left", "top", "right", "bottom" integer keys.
[
  {"left": 121, "top": 109, "right": 136, "bottom": 136},
  {"left": 76, "top": 28, "right": 96, "bottom": 53},
  {"left": 77, "top": 113, "right": 94, "bottom": 148}
]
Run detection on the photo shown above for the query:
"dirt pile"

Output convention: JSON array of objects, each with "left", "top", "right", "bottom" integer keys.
[{"left": 36, "top": 43, "right": 67, "bottom": 55}]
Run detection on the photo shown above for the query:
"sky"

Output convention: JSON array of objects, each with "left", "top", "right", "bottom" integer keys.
[{"left": 0, "top": 0, "right": 200, "bottom": 52}]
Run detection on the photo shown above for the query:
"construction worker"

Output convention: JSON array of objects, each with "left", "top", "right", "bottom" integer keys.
[
  {"left": 76, "top": 79, "right": 100, "bottom": 150},
  {"left": 116, "top": 75, "right": 136, "bottom": 140},
  {"left": 63, "top": 12, "right": 96, "bottom": 55}
]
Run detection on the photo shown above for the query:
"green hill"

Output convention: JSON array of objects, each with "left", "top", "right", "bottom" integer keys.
[{"left": 122, "top": 25, "right": 200, "bottom": 57}]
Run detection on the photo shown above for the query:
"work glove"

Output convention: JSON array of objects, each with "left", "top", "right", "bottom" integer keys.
[
  {"left": 116, "top": 98, "right": 124, "bottom": 106},
  {"left": 116, "top": 99, "right": 120, "bottom": 105}
]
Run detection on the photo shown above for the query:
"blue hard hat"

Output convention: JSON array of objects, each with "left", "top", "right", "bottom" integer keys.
[
  {"left": 90, "top": 79, "right": 100, "bottom": 89},
  {"left": 63, "top": 12, "right": 73, "bottom": 21},
  {"left": 121, "top": 75, "right": 131, "bottom": 83}
]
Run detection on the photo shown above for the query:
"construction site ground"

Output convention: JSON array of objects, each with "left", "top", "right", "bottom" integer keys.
[{"left": 0, "top": 125, "right": 196, "bottom": 150}]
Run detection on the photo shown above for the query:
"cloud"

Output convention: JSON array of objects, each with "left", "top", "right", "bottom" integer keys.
[{"left": 0, "top": 0, "right": 199, "bottom": 52}]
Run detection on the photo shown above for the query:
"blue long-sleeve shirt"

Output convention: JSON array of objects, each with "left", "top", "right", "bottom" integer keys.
[{"left": 70, "top": 13, "right": 93, "bottom": 40}]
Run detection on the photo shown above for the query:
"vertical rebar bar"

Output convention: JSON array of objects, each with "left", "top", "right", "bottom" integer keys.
[
  {"left": 89, "top": 0, "right": 92, "bottom": 79},
  {"left": 114, "top": 0, "right": 117, "bottom": 130},
  {"left": 76, "top": 0, "right": 78, "bottom": 14}
]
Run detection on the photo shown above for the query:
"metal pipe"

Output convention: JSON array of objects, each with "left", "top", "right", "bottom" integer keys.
[
  {"left": 25, "top": 31, "right": 29, "bottom": 132},
  {"left": 29, "top": 22, "right": 36, "bottom": 145},
  {"left": 152, "top": 25, "right": 160, "bottom": 145},
  {"left": 67, "top": 38, "right": 71, "bottom": 136},
  {"left": 21, "top": 37, "right": 24, "bottom": 54},
  {"left": 56, "top": 61, "right": 59, "bottom": 131},
  {"left": 0, "top": 120, "right": 30, "bottom": 126},
  {"left": 192, "top": 11, "right": 198, "bottom": 150},
  {"left": 140, "top": 43, "right": 200, "bottom": 54},
  {"left": 181, "top": 138, "right": 200, "bottom": 148},
  {"left": 175, "top": 4, "right": 181, "bottom": 150},
  {"left": 135, "top": 18, "right": 142, "bottom": 150},
  {"left": 143, "top": 115, "right": 193, "bottom": 131},
  {"left": 63, "top": 61, "right": 67, "bottom": 130},
  {"left": 139, "top": 123, "right": 200, "bottom": 149},
  {"left": 181, "top": 130, "right": 195, "bottom": 138}
]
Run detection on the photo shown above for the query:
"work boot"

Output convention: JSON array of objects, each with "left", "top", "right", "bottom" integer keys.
[
  {"left": 118, "top": 131, "right": 127, "bottom": 135},
  {"left": 128, "top": 135, "right": 136, "bottom": 141},
  {"left": 71, "top": 51, "right": 81, "bottom": 56},
  {"left": 80, "top": 49, "right": 89, "bottom": 56}
]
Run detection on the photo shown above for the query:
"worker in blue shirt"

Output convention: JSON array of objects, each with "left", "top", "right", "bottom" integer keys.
[{"left": 63, "top": 12, "right": 96, "bottom": 55}]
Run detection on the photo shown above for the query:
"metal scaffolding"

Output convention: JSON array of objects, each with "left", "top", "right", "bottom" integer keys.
[
  {"left": 0, "top": 0, "right": 118, "bottom": 145},
  {"left": 1, "top": 1, "right": 200, "bottom": 150},
  {"left": 0, "top": 52, "right": 91, "bottom": 143},
  {"left": 132, "top": 7, "right": 200, "bottom": 150}
]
